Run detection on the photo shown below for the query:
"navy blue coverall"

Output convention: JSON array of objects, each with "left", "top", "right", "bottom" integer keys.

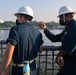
[
  {"left": 7, "top": 22, "right": 43, "bottom": 75},
  {"left": 44, "top": 19, "right": 76, "bottom": 75}
]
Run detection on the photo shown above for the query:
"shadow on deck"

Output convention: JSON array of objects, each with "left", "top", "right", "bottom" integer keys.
[{"left": 0, "top": 40, "right": 61, "bottom": 75}]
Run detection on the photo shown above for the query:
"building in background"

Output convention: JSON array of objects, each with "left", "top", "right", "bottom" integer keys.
[{"left": 0, "top": 20, "right": 4, "bottom": 23}]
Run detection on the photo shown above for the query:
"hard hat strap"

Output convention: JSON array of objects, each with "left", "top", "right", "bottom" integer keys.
[{"left": 63, "top": 14, "right": 65, "bottom": 22}]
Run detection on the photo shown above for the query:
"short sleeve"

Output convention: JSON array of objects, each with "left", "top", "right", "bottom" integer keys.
[
  {"left": 7, "top": 27, "right": 17, "bottom": 46},
  {"left": 39, "top": 33, "right": 44, "bottom": 45},
  {"left": 37, "top": 32, "right": 44, "bottom": 49}
]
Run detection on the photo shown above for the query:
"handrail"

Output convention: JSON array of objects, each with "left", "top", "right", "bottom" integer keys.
[
  {"left": 38, "top": 46, "right": 61, "bottom": 75},
  {"left": 0, "top": 40, "right": 61, "bottom": 75}
]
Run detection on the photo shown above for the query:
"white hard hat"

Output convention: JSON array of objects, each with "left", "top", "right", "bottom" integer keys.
[
  {"left": 58, "top": 6, "right": 76, "bottom": 17},
  {"left": 14, "top": 6, "right": 34, "bottom": 17}
]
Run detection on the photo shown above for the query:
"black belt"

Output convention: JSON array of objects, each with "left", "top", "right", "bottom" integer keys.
[{"left": 13, "top": 59, "right": 34, "bottom": 67}]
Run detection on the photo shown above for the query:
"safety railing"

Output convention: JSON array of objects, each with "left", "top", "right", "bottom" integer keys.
[
  {"left": 0, "top": 40, "right": 61, "bottom": 75},
  {"left": 38, "top": 46, "right": 61, "bottom": 75}
]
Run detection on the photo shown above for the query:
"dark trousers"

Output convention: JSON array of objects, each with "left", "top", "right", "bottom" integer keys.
[
  {"left": 57, "top": 61, "right": 76, "bottom": 75},
  {"left": 11, "top": 61, "right": 39, "bottom": 75},
  {"left": 11, "top": 66, "right": 39, "bottom": 75}
]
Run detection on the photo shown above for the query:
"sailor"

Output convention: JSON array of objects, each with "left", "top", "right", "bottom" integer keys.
[
  {"left": 1, "top": 6, "right": 43, "bottom": 75},
  {"left": 39, "top": 6, "right": 76, "bottom": 75}
]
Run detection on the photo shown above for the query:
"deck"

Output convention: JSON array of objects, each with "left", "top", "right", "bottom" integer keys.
[{"left": 0, "top": 40, "right": 61, "bottom": 75}]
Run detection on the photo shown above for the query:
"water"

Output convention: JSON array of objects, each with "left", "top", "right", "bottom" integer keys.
[
  {"left": 0, "top": 30, "right": 9, "bottom": 40},
  {"left": 0, "top": 29, "right": 62, "bottom": 46},
  {"left": 40, "top": 29, "right": 62, "bottom": 46}
]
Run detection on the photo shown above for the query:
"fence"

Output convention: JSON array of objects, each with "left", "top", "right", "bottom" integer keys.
[{"left": 0, "top": 40, "right": 61, "bottom": 75}]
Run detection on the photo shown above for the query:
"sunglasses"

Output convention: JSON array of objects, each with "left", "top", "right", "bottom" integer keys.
[{"left": 59, "top": 15, "right": 64, "bottom": 19}]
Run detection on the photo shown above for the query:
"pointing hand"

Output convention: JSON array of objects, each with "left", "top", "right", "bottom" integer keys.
[{"left": 38, "top": 22, "right": 47, "bottom": 29}]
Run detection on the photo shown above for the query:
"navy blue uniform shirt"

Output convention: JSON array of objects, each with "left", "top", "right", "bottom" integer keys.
[
  {"left": 7, "top": 22, "right": 43, "bottom": 64},
  {"left": 44, "top": 19, "right": 76, "bottom": 54},
  {"left": 44, "top": 19, "right": 76, "bottom": 75}
]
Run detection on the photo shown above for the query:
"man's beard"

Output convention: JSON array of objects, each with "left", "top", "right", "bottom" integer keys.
[{"left": 59, "top": 20, "right": 67, "bottom": 26}]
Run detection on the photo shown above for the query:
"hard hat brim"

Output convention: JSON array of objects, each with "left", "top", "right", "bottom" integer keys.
[
  {"left": 57, "top": 12, "right": 76, "bottom": 18},
  {"left": 14, "top": 13, "right": 20, "bottom": 16},
  {"left": 14, "top": 13, "right": 33, "bottom": 18},
  {"left": 73, "top": 12, "right": 76, "bottom": 14}
]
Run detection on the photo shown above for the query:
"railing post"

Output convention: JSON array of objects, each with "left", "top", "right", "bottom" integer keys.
[
  {"left": 45, "top": 49, "right": 48, "bottom": 75},
  {"left": 52, "top": 50, "right": 54, "bottom": 75},
  {"left": 38, "top": 52, "right": 41, "bottom": 75},
  {"left": 1, "top": 44, "right": 3, "bottom": 58}
]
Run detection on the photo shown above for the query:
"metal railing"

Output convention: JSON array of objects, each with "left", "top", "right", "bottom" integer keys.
[
  {"left": 38, "top": 46, "right": 61, "bottom": 75},
  {"left": 0, "top": 40, "right": 61, "bottom": 75}
]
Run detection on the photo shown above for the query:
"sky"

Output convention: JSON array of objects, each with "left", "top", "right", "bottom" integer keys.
[{"left": 0, "top": 0, "right": 76, "bottom": 22}]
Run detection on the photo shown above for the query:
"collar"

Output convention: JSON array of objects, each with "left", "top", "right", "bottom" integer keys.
[
  {"left": 66, "top": 19, "right": 75, "bottom": 27},
  {"left": 22, "top": 22, "right": 31, "bottom": 25}
]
